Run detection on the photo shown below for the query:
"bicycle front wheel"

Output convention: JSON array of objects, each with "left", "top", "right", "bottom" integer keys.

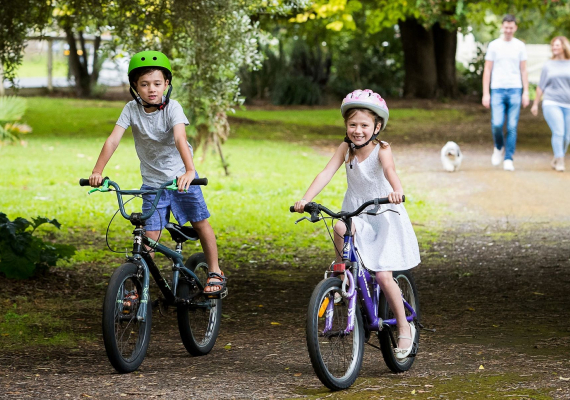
[
  {"left": 102, "top": 263, "right": 151, "bottom": 373},
  {"left": 378, "top": 269, "right": 420, "bottom": 373},
  {"left": 306, "top": 277, "right": 364, "bottom": 391},
  {"left": 177, "top": 253, "right": 222, "bottom": 356}
]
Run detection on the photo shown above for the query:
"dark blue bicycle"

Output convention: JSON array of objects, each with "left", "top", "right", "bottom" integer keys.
[
  {"left": 291, "top": 198, "right": 420, "bottom": 390},
  {"left": 79, "top": 177, "right": 222, "bottom": 373}
]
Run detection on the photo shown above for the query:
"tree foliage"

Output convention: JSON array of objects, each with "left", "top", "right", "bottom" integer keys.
[
  {"left": 109, "top": 0, "right": 310, "bottom": 173},
  {"left": 0, "top": 0, "right": 52, "bottom": 84}
]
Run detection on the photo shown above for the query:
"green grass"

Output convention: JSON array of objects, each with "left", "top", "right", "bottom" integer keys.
[
  {"left": 0, "top": 299, "right": 97, "bottom": 350},
  {"left": 0, "top": 97, "right": 450, "bottom": 268},
  {"left": 15, "top": 54, "right": 68, "bottom": 78}
]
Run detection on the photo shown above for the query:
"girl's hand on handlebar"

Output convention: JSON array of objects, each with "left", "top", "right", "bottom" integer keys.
[
  {"left": 177, "top": 170, "right": 195, "bottom": 192},
  {"left": 388, "top": 191, "right": 404, "bottom": 205},
  {"left": 89, "top": 172, "right": 103, "bottom": 187},
  {"left": 294, "top": 199, "right": 308, "bottom": 213}
]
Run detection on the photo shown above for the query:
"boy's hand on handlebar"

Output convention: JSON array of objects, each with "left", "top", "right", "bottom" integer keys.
[
  {"left": 294, "top": 199, "right": 308, "bottom": 213},
  {"left": 89, "top": 172, "right": 104, "bottom": 187},
  {"left": 177, "top": 170, "right": 195, "bottom": 192},
  {"left": 388, "top": 191, "right": 404, "bottom": 205}
]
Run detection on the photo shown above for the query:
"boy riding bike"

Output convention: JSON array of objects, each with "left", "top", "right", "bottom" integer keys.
[{"left": 87, "top": 50, "right": 226, "bottom": 296}]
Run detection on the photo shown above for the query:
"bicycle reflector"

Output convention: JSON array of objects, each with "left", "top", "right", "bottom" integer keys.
[
  {"left": 318, "top": 297, "right": 330, "bottom": 318},
  {"left": 332, "top": 263, "right": 346, "bottom": 273}
]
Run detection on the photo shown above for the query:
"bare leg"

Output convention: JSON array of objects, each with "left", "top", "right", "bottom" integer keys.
[
  {"left": 190, "top": 219, "right": 222, "bottom": 292},
  {"left": 146, "top": 230, "right": 160, "bottom": 259},
  {"left": 376, "top": 271, "right": 412, "bottom": 349},
  {"left": 333, "top": 221, "right": 355, "bottom": 262}
]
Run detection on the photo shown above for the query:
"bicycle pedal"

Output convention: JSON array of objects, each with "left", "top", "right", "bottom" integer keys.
[{"left": 206, "top": 288, "right": 228, "bottom": 299}]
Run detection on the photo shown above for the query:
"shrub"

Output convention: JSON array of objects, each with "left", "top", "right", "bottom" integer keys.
[
  {"left": 0, "top": 213, "right": 75, "bottom": 279},
  {"left": 0, "top": 96, "right": 32, "bottom": 146}
]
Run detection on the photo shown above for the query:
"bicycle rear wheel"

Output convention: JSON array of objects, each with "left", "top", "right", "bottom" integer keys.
[
  {"left": 306, "top": 277, "right": 364, "bottom": 391},
  {"left": 102, "top": 263, "right": 151, "bottom": 373},
  {"left": 177, "top": 253, "right": 222, "bottom": 356},
  {"left": 378, "top": 269, "right": 420, "bottom": 373}
]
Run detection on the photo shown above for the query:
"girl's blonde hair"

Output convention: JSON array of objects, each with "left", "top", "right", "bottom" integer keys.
[
  {"left": 343, "top": 108, "right": 389, "bottom": 164},
  {"left": 551, "top": 36, "right": 570, "bottom": 60}
]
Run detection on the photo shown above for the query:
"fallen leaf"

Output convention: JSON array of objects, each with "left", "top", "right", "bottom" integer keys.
[
  {"left": 479, "top": 365, "right": 485, "bottom": 370},
  {"left": 224, "top": 343, "right": 232, "bottom": 350},
  {"left": 271, "top": 322, "right": 281, "bottom": 325},
  {"left": 533, "top": 292, "right": 545, "bottom": 296},
  {"left": 294, "top": 373, "right": 302, "bottom": 377},
  {"left": 467, "top": 307, "right": 475, "bottom": 311},
  {"left": 411, "top": 389, "right": 416, "bottom": 394}
]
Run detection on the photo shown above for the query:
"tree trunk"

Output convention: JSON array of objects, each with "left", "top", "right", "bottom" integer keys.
[
  {"left": 433, "top": 22, "right": 458, "bottom": 98},
  {"left": 64, "top": 27, "right": 101, "bottom": 97},
  {"left": 399, "top": 18, "right": 437, "bottom": 98}
]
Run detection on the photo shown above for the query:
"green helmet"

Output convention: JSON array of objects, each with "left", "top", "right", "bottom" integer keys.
[
  {"left": 128, "top": 50, "right": 172, "bottom": 84},
  {"left": 128, "top": 50, "right": 173, "bottom": 110}
]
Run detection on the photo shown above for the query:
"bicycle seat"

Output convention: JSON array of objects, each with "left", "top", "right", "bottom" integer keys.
[{"left": 164, "top": 223, "right": 199, "bottom": 243}]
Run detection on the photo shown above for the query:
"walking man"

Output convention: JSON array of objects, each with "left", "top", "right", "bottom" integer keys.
[{"left": 482, "top": 14, "right": 529, "bottom": 171}]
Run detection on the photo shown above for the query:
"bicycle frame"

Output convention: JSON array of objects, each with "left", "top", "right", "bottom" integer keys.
[
  {"left": 128, "top": 231, "right": 206, "bottom": 323},
  {"left": 81, "top": 177, "right": 211, "bottom": 323},
  {"left": 324, "top": 218, "right": 417, "bottom": 335}
]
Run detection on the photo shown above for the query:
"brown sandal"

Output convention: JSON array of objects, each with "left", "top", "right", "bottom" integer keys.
[{"left": 204, "top": 271, "right": 227, "bottom": 297}]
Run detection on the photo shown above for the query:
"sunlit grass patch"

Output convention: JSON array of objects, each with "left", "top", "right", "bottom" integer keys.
[
  {"left": 0, "top": 298, "right": 97, "bottom": 350},
  {"left": 2, "top": 97, "right": 451, "bottom": 267}
]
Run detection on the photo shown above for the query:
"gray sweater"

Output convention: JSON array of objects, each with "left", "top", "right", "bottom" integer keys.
[{"left": 538, "top": 60, "right": 570, "bottom": 105}]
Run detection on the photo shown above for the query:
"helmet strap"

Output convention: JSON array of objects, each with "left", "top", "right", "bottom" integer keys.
[
  {"left": 129, "top": 84, "right": 173, "bottom": 111},
  {"left": 344, "top": 132, "right": 379, "bottom": 150}
]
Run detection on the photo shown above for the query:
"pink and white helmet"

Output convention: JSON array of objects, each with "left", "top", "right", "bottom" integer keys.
[{"left": 341, "top": 89, "right": 389, "bottom": 131}]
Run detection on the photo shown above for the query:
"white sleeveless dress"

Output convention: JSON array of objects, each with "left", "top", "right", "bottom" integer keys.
[{"left": 341, "top": 143, "right": 421, "bottom": 272}]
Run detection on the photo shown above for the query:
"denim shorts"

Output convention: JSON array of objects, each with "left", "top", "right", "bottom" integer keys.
[{"left": 141, "top": 180, "right": 210, "bottom": 231}]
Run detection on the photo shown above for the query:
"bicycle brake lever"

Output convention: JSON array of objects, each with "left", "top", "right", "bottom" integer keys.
[
  {"left": 87, "top": 178, "right": 111, "bottom": 194},
  {"left": 366, "top": 208, "right": 401, "bottom": 216},
  {"left": 295, "top": 216, "right": 312, "bottom": 224},
  {"left": 365, "top": 198, "right": 381, "bottom": 215}
]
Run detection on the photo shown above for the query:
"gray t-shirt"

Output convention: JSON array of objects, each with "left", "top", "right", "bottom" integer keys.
[
  {"left": 538, "top": 60, "right": 570, "bottom": 105},
  {"left": 116, "top": 99, "right": 191, "bottom": 187}
]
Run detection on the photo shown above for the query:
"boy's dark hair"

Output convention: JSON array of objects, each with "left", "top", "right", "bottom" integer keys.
[
  {"left": 502, "top": 14, "right": 517, "bottom": 24},
  {"left": 129, "top": 67, "right": 171, "bottom": 87}
]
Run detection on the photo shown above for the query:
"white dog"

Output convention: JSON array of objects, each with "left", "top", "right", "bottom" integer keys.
[{"left": 440, "top": 141, "right": 463, "bottom": 172}]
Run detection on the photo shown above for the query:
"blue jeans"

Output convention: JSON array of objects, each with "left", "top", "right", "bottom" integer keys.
[
  {"left": 542, "top": 104, "right": 570, "bottom": 158},
  {"left": 491, "top": 88, "right": 523, "bottom": 161}
]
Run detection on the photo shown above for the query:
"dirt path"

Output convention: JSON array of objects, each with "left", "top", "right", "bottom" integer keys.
[{"left": 2, "top": 144, "right": 570, "bottom": 399}]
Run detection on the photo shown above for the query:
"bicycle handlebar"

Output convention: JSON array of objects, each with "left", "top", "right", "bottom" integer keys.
[
  {"left": 79, "top": 177, "right": 208, "bottom": 188},
  {"left": 78, "top": 176, "right": 208, "bottom": 223},
  {"left": 289, "top": 195, "right": 405, "bottom": 220}
]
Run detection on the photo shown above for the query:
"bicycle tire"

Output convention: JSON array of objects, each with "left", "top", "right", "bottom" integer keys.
[
  {"left": 378, "top": 269, "right": 420, "bottom": 373},
  {"left": 102, "top": 263, "right": 151, "bottom": 373},
  {"left": 306, "top": 277, "right": 364, "bottom": 390},
  {"left": 177, "top": 253, "right": 222, "bottom": 356}
]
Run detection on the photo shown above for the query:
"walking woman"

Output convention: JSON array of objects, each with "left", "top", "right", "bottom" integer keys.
[{"left": 531, "top": 36, "right": 570, "bottom": 172}]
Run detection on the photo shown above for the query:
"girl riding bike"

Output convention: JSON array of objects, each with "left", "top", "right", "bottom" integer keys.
[{"left": 294, "top": 89, "right": 421, "bottom": 359}]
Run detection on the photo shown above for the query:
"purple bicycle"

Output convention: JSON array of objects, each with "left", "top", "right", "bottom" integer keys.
[{"left": 291, "top": 197, "right": 420, "bottom": 390}]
